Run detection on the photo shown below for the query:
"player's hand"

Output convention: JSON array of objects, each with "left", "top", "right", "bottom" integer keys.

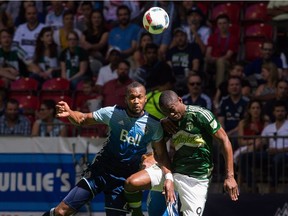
[
  {"left": 56, "top": 101, "right": 71, "bottom": 118},
  {"left": 161, "top": 118, "right": 178, "bottom": 135},
  {"left": 224, "top": 176, "right": 239, "bottom": 201},
  {"left": 163, "top": 179, "right": 176, "bottom": 203}
]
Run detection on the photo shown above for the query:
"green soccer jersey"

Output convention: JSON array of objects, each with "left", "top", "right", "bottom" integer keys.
[{"left": 171, "top": 105, "right": 221, "bottom": 180}]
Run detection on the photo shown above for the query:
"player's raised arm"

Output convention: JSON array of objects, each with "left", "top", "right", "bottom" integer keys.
[{"left": 56, "top": 101, "right": 97, "bottom": 126}]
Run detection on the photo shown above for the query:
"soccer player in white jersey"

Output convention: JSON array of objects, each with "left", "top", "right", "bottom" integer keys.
[
  {"left": 13, "top": 5, "right": 45, "bottom": 60},
  {"left": 125, "top": 90, "right": 239, "bottom": 216},
  {"left": 42, "top": 81, "right": 175, "bottom": 216}
]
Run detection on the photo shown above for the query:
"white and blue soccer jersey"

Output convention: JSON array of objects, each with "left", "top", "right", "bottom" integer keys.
[{"left": 92, "top": 106, "right": 163, "bottom": 176}]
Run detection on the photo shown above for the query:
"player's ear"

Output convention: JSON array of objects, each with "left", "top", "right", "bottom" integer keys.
[{"left": 144, "top": 95, "right": 147, "bottom": 103}]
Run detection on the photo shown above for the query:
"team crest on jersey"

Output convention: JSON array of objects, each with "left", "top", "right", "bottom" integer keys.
[{"left": 186, "top": 122, "right": 194, "bottom": 131}]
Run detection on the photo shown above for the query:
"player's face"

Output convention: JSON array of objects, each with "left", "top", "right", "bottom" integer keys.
[
  {"left": 160, "top": 98, "right": 185, "bottom": 121},
  {"left": 126, "top": 87, "right": 146, "bottom": 117}
]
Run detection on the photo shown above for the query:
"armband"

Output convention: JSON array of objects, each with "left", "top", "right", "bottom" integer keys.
[{"left": 165, "top": 173, "right": 174, "bottom": 182}]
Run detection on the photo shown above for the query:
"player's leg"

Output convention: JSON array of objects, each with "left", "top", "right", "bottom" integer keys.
[
  {"left": 42, "top": 178, "right": 93, "bottom": 216},
  {"left": 174, "top": 173, "right": 209, "bottom": 216},
  {"left": 124, "top": 164, "right": 164, "bottom": 216}
]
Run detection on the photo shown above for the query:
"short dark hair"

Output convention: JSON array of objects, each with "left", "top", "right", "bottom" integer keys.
[
  {"left": 159, "top": 90, "right": 178, "bottom": 108},
  {"left": 126, "top": 81, "right": 145, "bottom": 95},
  {"left": 273, "top": 100, "right": 287, "bottom": 111},
  {"left": 216, "top": 14, "right": 230, "bottom": 23},
  {"left": 117, "top": 5, "right": 131, "bottom": 17},
  {"left": 118, "top": 60, "right": 130, "bottom": 68}
]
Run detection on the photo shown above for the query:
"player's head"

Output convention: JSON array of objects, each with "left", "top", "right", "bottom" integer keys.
[
  {"left": 125, "top": 82, "right": 147, "bottom": 117},
  {"left": 159, "top": 90, "right": 186, "bottom": 121}
]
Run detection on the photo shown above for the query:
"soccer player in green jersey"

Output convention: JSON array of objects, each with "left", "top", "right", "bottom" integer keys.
[{"left": 125, "top": 90, "right": 239, "bottom": 216}]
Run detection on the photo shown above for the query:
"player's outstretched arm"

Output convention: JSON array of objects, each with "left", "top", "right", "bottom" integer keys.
[
  {"left": 56, "top": 101, "right": 97, "bottom": 126},
  {"left": 213, "top": 127, "right": 239, "bottom": 201}
]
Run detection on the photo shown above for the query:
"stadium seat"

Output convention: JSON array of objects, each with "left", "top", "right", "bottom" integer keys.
[
  {"left": 10, "top": 95, "right": 40, "bottom": 112},
  {"left": 9, "top": 95, "right": 40, "bottom": 124},
  {"left": 210, "top": 2, "right": 241, "bottom": 24},
  {"left": 243, "top": 2, "right": 269, "bottom": 23},
  {"left": 244, "top": 23, "right": 274, "bottom": 40},
  {"left": 9, "top": 77, "right": 38, "bottom": 96},
  {"left": 243, "top": 39, "right": 263, "bottom": 62},
  {"left": 42, "top": 78, "right": 70, "bottom": 92},
  {"left": 40, "top": 78, "right": 71, "bottom": 100},
  {"left": 0, "top": 79, "right": 5, "bottom": 88},
  {"left": 40, "top": 95, "right": 73, "bottom": 105}
]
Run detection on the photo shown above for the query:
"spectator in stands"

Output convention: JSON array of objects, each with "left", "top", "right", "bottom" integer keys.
[
  {"left": 166, "top": 27, "right": 202, "bottom": 96},
  {"left": 102, "top": 60, "right": 133, "bottom": 107},
  {"left": 183, "top": 6, "right": 211, "bottom": 54},
  {"left": 14, "top": 1, "right": 45, "bottom": 27},
  {"left": 0, "top": 98, "right": 31, "bottom": 135},
  {"left": 234, "top": 100, "right": 268, "bottom": 173},
  {"left": 177, "top": 0, "right": 195, "bottom": 25},
  {"left": 0, "top": 29, "right": 33, "bottom": 87},
  {"left": 13, "top": 5, "right": 45, "bottom": 60},
  {"left": 31, "top": 99, "right": 67, "bottom": 137},
  {"left": 244, "top": 40, "right": 283, "bottom": 87},
  {"left": 213, "top": 62, "right": 251, "bottom": 111},
  {"left": 132, "top": 32, "right": 153, "bottom": 69},
  {"left": 218, "top": 76, "right": 249, "bottom": 137},
  {"left": 76, "top": 1, "right": 93, "bottom": 32},
  {"left": 45, "top": 0, "right": 65, "bottom": 30},
  {"left": 81, "top": 9, "right": 109, "bottom": 77},
  {"left": 30, "top": 26, "right": 60, "bottom": 85},
  {"left": 263, "top": 79, "right": 288, "bottom": 122},
  {"left": 253, "top": 62, "right": 279, "bottom": 102},
  {"left": 95, "top": 47, "right": 122, "bottom": 94},
  {"left": 75, "top": 79, "right": 100, "bottom": 113},
  {"left": 133, "top": 43, "right": 175, "bottom": 92},
  {"left": 53, "top": 10, "right": 82, "bottom": 50},
  {"left": 182, "top": 73, "right": 212, "bottom": 110},
  {"left": 108, "top": 5, "right": 140, "bottom": 58},
  {"left": 260, "top": 101, "right": 288, "bottom": 192},
  {"left": 0, "top": 88, "right": 7, "bottom": 116},
  {"left": 205, "top": 14, "right": 239, "bottom": 89},
  {"left": 59, "top": 31, "right": 89, "bottom": 90},
  {"left": 0, "top": 9, "right": 14, "bottom": 33}
]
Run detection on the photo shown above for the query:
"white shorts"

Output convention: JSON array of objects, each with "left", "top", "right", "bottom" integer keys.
[
  {"left": 145, "top": 163, "right": 165, "bottom": 191},
  {"left": 174, "top": 173, "right": 209, "bottom": 216}
]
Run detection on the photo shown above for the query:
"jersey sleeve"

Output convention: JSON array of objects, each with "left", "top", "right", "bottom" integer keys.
[
  {"left": 152, "top": 123, "right": 164, "bottom": 142},
  {"left": 92, "top": 106, "right": 114, "bottom": 125},
  {"left": 196, "top": 108, "right": 221, "bottom": 134}
]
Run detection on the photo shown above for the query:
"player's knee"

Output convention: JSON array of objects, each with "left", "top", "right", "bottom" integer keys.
[{"left": 124, "top": 175, "right": 140, "bottom": 191}]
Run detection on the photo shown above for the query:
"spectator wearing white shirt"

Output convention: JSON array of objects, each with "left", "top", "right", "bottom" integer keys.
[
  {"left": 95, "top": 47, "right": 122, "bottom": 94},
  {"left": 13, "top": 5, "right": 45, "bottom": 60}
]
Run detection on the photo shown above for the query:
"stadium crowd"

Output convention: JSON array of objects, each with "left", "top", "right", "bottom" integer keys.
[{"left": 0, "top": 0, "right": 287, "bottom": 194}]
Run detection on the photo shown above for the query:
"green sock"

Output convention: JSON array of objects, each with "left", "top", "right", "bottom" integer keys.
[{"left": 124, "top": 190, "right": 143, "bottom": 216}]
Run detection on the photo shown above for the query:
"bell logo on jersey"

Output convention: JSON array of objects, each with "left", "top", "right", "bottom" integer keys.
[{"left": 120, "top": 129, "right": 142, "bottom": 146}]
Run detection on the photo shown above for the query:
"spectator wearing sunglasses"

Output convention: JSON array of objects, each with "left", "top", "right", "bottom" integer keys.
[{"left": 182, "top": 73, "right": 212, "bottom": 110}]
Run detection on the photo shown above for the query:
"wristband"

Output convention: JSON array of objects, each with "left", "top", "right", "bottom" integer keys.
[{"left": 165, "top": 173, "right": 174, "bottom": 182}]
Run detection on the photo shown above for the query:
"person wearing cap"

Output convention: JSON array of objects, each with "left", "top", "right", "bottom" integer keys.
[
  {"left": 184, "top": 6, "right": 212, "bottom": 54},
  {"left": 95, "top": 46, "right": 122, "bottom": 94},
  {"left": 166, "top": 27, "right": 202, "bottom": 96}
]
